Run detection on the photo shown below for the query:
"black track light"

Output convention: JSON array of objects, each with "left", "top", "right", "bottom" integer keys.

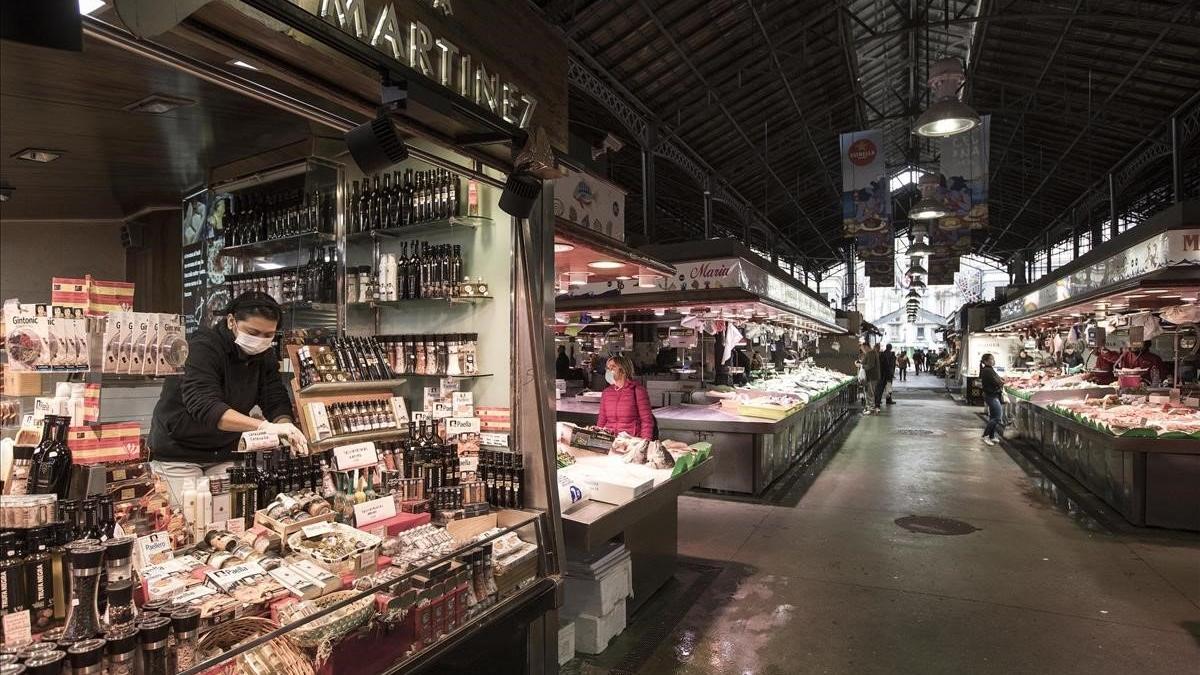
[{"left": 346, "top": 113, "right": 408, "bottom": 175}]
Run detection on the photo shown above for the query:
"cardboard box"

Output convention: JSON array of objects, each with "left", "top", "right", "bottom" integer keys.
[
  {"left": 574, "top": 472, "right": 653, "bottom": 506},
  {"left": 562, "top": 556, "right": 632, "bottom": 617}
]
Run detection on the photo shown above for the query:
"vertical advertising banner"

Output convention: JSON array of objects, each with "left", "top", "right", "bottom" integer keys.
[
  {"left": 938, "top": 115, "right": 989, "bottom": 231},
  {"left": 866, "top": 260, "right": 895, "bottom": 287},
  {"left": 181, "top": 191, "right": 231, "bottom": 334},
  {"left": 840, "top": 130, "right": 891, "bottom": 239},
  {"left": 927, "top": 256, "right": 959, "bottom": 286}
]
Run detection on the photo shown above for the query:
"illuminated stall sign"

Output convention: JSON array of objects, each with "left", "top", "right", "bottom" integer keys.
[
  {"left": 293, "top": 0, "right": 537, "bottom": 128},
  {"left": 998, "top": 229, "right": 1200, "bottom": 323}
]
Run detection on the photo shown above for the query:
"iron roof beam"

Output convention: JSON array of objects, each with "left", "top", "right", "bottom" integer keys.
[
  {"left": 631, "top": 0, "right": 838, "bottom": 256},
  {"left": 982, "top": 1, "right": 1193, "bottom": 255}
]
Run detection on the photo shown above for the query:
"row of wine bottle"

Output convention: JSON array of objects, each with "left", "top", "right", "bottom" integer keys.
[
  {"left": 349, "top": 168, "right": 477, "bottom": 233},
  {"left": 224, "top": 187, "right": 334, "bottom": 246}
]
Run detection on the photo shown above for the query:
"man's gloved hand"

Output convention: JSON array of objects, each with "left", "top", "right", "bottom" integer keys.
[{"left": 258, "top": 420, "right": 310, "bottom": 455}]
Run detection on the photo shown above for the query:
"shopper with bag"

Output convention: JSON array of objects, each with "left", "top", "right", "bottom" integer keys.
[
  {"left": 596, "top": 354, "right": 656, "bottom": 439},
  {"left": 880, "top": 344, "right": 897, "bottom": 405},
  {"left": 980, "top": 353, "right": 1005, "bottom": 445},
  {"left": 896, "top": 351, "right": 909, "bottom": 381}
]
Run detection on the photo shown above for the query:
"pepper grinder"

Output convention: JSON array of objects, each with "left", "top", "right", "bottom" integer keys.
[{"left": 61, "top": 544, "right": 105, "bottom": 641}]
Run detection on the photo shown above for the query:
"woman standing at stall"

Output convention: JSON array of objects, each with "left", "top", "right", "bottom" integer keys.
[
  {"left": 596, "top": 354, "right": 655, "bottom": 439},
  {"left": 149, "top": 292, "right": 308, "bottom": 503},
  {"left": 980, "top": 353, "right": 1005, "bottom": 446}
]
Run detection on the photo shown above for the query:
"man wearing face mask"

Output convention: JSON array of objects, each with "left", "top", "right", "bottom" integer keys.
[
  {"left": 149, "top": 292, "right": 307, "bottom": 505},
  {"left": 1117, "top": 340, "right": 1165, "bottom": 384}
]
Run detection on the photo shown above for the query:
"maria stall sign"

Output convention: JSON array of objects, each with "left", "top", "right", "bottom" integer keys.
[
  {"left": 562, "top": 257, "right": 836, "bottom": 326},
  {"left": 285, "top": 0, "right": 567, "bottom": 146},
  {"left": 998, "top": 229, "right": 1200, "bottom": 323},
  {"left": 553, "top": 167, "right": 625, "bottom": 241}
]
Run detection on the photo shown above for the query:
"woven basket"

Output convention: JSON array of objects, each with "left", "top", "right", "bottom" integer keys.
[
  {"left": 196, "top": 616, "right": 314, "bottom": 675},
  {"left": 284, "top": 590, "right": 377, "bottom": 651}
]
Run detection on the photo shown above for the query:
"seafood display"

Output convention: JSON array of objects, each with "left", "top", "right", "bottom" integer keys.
[{"left": 1047, "top": 394, "right": 1200, "bottom": 437}]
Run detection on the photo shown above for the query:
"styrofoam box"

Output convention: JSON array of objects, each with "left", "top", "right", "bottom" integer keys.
[
  {"left": 557, "top": 620, "right": 575, "bottom": 666},
  {"left": 576, "top": 472, "right": 654, "bottom": 506},
  {"left": 563, "top": 556, "right": 632, "bottom": 618},
  {"left": 573, "top": 598, "right": 627, "bottom": 655}
]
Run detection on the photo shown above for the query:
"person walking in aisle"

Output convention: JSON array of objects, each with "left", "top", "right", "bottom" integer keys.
[
  {"left": 896, "top": 350, "right": 909, "bottom": 381},
  {"left": 980, "top": 353, "right": 1005, "bottom": 445},
  {"left": 913, "top": 349, "right": 924, "bottom": 375},
  {"left": 881, "top": 344, "right": 897, "bottom": 405},
  {"left": 862, "top": 343, "right": 881, "bottom": 414},
  {"left": 864, "top": 343, "right": 882, "bottom": 413}
]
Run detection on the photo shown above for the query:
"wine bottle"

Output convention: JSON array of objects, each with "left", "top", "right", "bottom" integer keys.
[{"left": 27, "top": 415, "right": 72, "bottom": 499}]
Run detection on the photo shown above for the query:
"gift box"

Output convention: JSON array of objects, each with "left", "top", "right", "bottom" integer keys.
[{"left": 67, "top": 421, "right": 142, "bottom": 465}]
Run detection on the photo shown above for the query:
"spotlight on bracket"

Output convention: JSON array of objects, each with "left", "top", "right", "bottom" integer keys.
[
  {"left": 346, "top": 112, "right": 408, "bottom": 175},
  {"left": 499, "top": 172, "right": 542, "bottom": 219}
]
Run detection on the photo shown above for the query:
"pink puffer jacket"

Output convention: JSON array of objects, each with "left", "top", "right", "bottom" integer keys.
[{"left": 596, "top": 380, "right": 654, "bottom": 439}]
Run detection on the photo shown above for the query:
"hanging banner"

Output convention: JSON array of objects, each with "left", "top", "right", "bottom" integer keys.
[
  {"left": 929, "top": 224, "right": 972, "bottom": 257},
  {"left": 938, "top": 115, "right": 990, "bottom": 231},
  {"left": 553, "top": 167, "right": 625, "bottom": 241},
  {"left": 927, "top": 257, "right": 958, "bottom": 286},
  {"left": 865, "top": 260, "right": 895, "bottom": 287},
  {"left": 840, "top": 130, "right": 890, "bottom": 239}
]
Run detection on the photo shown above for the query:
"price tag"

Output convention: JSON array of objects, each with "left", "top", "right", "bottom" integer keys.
[
  {"left": 1148, "top": 395, "right": 1169, "bottom": 404},
  {"left": 353, "top": 496, "right": 397, "bottom": 527},
  {"left": 1184, "top": 397, "right": 1199, "bottom": 407},
  {"left": 389, "top": 397, "right": 410, "bottom": 428},
  {"left": 2, "top": 610, "right": 31, "bottom": 646},
  {"left": 226, "top": 519, "right": 246, "bottom": 534},
  {"left": 239, "top": 430, "right": 279, "bottom": 452},
  {"left": 459, "top": 454, "right": 479, "bottom": 473},
  {"left": 333, "top": 441, "right": 379, "bottom": 471},
  {"left": 301, "top": 521, "right": 334, "bottom": 539}
]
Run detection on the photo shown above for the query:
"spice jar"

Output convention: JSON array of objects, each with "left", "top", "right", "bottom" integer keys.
[
  {"left": 169, "top": 608, "right": 200, "bottom": 673},
  {"left": 136, "top": 616, "right": 171, "bottom": 675},
  {"left": 22, "top": 651, "right": 64, "bottom": 675},
  {"left": 61, "top": 544, "right": 104, "bottom": 641},
  {"left": 102, "top": 628, "right": 136, "bottom": 675},
  {"left": 65, "top": 638, "right": 105, "bottom": 675},
  {"left": 102, "top": 580, "right": 136, "bottom": 630},
  {"left": 446, "top": 335, "right": 463, "bottom": 377},
  {"left": 415, "top": 339, "right": 427, "bottom": 375},
  {"left": 436, "top": 336, "right": 449, "bottom": 376},
  {"left": 463, "top": 333, "right": 478, "bottom": 375}
]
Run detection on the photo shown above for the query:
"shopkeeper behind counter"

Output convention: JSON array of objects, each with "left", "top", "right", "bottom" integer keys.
[{"left": 149, "top": 292, "right": 308, "bottom": 503}]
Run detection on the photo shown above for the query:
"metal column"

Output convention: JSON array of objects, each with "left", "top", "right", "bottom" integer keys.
[
  {"left": 702, "top": 176, "right": 713, "bottom": 239},
  {"left": 641, "top": 123, "right": 657, "bottom": 240},
  {"left": 1172, "top": 115, "right": 1184, "bottom": 204},
  {"left": 1108, "top": 172, "right": 1119, "bottom": 239}
]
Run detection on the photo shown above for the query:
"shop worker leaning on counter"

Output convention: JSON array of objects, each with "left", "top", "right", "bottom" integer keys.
[{"left": 149, "top": 292, "right": 308, "bottom": 503}]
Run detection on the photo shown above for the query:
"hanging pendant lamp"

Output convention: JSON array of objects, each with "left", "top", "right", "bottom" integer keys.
[
  {"left": 910, "top": 173, "right": 948, "bottom": 220},
  {"left": 911, "top": 277, "right": 927, "bottom": 289},
  {"left": 914, "top": 58, "right": 981, "bottom": 138},
  {"left": 906, "top": 289, "right": 922, "bottom": 299},
  {"left": 908, "top": 260, "right": 928, "bottom": 276}
]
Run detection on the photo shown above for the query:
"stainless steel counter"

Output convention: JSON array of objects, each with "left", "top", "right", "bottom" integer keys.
[
  {"left": 1006, "top": 396, "right": 1200, "bottom": 531},
  {"left": 561, "top": 458, "right": 716, "bottom": 613}
]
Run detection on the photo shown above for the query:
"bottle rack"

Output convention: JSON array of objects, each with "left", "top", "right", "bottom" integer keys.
[{"left": 284, "top": 345, "right": 409, "bottom": 452}]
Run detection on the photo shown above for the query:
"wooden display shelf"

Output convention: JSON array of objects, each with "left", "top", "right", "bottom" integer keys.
[
  {"left": 311, "top": 427, "right": 408, "bottom": 452},
  {"left": 297, "top": 379, "right": 409, "bottom": 395}
]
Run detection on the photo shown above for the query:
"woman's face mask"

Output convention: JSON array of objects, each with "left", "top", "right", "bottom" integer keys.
[
  {"left": 228, "top": 317, "right": 276, "bottom": 355},
  {"left": 605, "top": 370, "right": 617, "bottom": 385}
]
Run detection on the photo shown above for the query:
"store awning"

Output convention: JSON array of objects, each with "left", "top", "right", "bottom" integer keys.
[
  {"left": 555, "top": 289, "right": 844, "bottom": 334},
  {"left": 988, "top": 204, "right": 1200, "bottom": 331},
  {"left": 554, "top": 218, "right": 676, "bottom": 285}
]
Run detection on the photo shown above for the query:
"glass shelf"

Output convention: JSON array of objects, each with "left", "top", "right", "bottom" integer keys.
[
  {"left": 220, "top": 231, "right": 335, "bottom": 257},
  {"left": 396, "top": 373, "right": 493, "bottom": 380},
  {"left": 280, "top": 301, "right": 338, "bottom": 312},
  {"left": 309, "top": 426, "right": 408, "bottom": 451},
  {"left": 346, "top": 215, "right": 492, "bottom": 242},
  {"left": 348, "top": 295, "right": 494, "bottom": 309}
]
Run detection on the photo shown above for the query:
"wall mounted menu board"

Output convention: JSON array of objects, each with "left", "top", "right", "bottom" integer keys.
[{"left": 181, "top": 191, "right": 233, "bottom": 334}]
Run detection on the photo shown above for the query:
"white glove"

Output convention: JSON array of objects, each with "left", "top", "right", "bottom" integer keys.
[{"left": 258, "top": 421, "right": 310, "bottom": 455}]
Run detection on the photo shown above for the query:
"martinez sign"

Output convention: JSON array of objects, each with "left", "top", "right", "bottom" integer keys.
[{"left": 296, "top": 0, "right": 537, "bottom": 128}]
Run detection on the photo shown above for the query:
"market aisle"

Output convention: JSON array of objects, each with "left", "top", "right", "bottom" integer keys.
[{"left": 626, "top": 391, "right": 1200, "bottom": 674}]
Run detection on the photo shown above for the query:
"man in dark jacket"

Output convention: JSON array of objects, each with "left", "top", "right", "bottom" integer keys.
[
  {"left": 913, "top": 349, "right": 925, "bottom": 375},
  {"left": 980, "top": 353, "right": 1005, "bottom": 445},
  {"left": 880, "top": 344, "right": 897, "bottom": 405}
]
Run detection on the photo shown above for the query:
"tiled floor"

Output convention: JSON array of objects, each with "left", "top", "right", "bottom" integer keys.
[{"left": 576, "top": 376, "right": 1200, "bottom": 674}]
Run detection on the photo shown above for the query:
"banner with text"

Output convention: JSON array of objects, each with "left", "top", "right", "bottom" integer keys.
[
  {"left": 840, "top": 130, "right": 891, "bottom": 241},
  {"left": 937, "top": 115, "right": 989, "bottom": 231}
]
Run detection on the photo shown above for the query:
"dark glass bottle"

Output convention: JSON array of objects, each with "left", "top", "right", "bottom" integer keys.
[
  {"left": 348, "top": 180, "right": 360, "bottom": 234},
  {"left": 96, "top": 496, "right": 116, "bottom": 542},
  {"left": 379, "top": 173, "right": 392, "bottom": 230},
  {"left": 402, "top": 169, "right": 414, "bottom": 226},
  {"left": 27, "top": 415, "right": 72, "bottom": 499}
]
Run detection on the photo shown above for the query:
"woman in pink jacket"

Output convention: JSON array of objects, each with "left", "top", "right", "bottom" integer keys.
[{"left": 596, "top": 354, "right": 654, "bottom": 439}]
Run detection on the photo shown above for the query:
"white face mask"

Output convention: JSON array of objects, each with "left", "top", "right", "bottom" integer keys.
[
  {"left": 229, "top": 322, "right": 274, "bottom": 355},
  {"left": 605, "top": 370, "right": 617, "bottom": 385}
]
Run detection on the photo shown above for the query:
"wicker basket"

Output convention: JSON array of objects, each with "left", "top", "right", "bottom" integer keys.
[
  {"left": 196, "top": 616, "right": 314, "bottom": 675},
  {"left": 282, "top": 590, "right": 377, "bottom": 651}
]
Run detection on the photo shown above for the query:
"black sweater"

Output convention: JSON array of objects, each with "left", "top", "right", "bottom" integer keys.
[
  {"left": 980, "top": 364, "right": 1005, "bottom": 397},
  {"left": 149, "top": 323, "right": 293, "bottom": 464}
]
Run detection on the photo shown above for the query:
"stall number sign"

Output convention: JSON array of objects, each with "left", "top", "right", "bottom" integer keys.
[{"left": 295, "top": 0, "right": 537, "bottom": 128}]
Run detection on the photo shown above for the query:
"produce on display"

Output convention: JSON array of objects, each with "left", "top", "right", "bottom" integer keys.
[{"left": 1047, "top": 394, "right": 1200, "bottom": 437}]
